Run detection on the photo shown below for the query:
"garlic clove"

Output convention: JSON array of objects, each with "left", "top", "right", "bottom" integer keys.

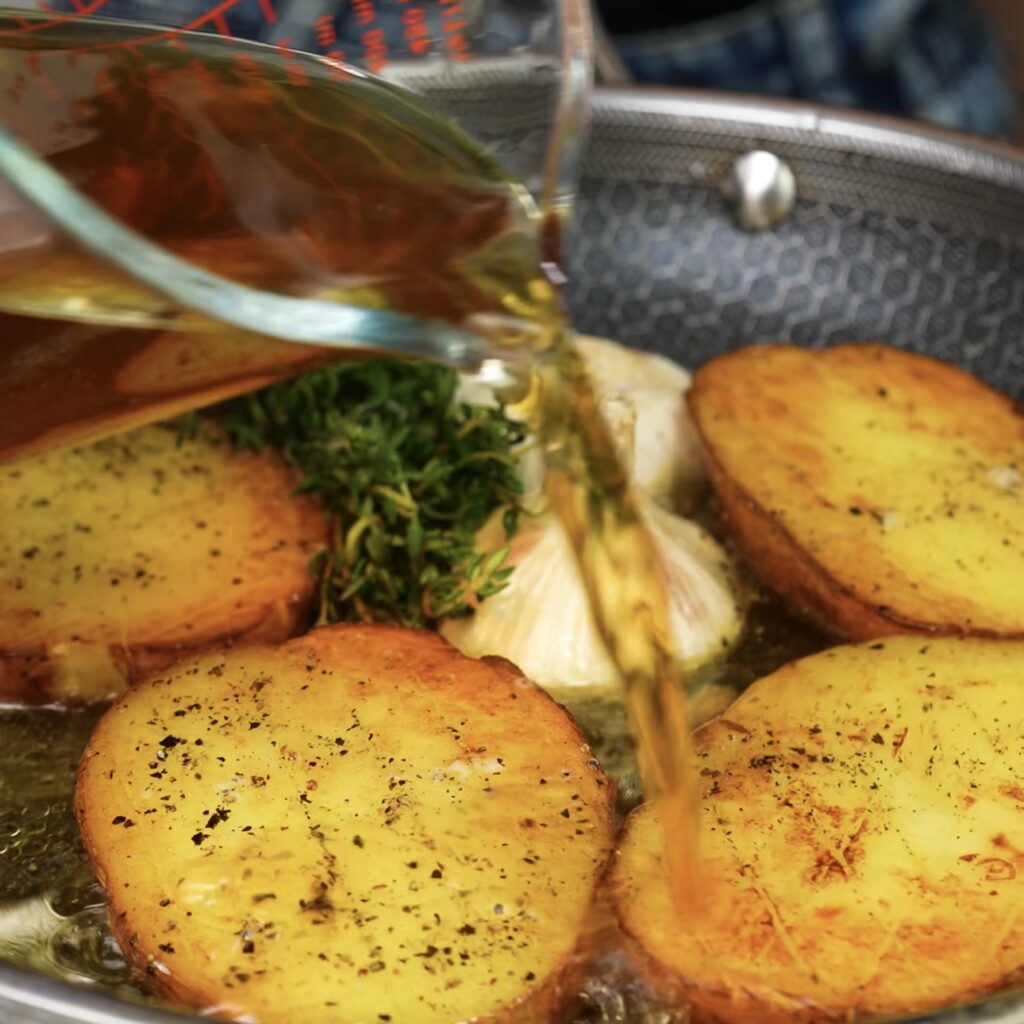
[
  {"left": 457, "top": 335, "right": 706, "bottom": 506},
  {"left": 442, "top": 493, "right": 744, "bottom": 693},
  {"left": 640, "top": 494, "right": 743, "bottom": 665},
  {"left": 443, "top": 515, "right": 621, "bottom": 691},
  {"left": 574, "top": 336, "right": 705, "bottom": 505}
]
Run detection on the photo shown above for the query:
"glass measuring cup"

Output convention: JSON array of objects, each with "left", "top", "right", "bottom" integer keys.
[{"left": 0, "top": 0, "right": 592, "bottom": 460}]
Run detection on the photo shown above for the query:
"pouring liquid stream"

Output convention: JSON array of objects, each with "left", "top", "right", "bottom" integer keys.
[
  {"left": 0, "top": 17, "right": 701, "bottom": 921},
  {"left": 528, "top": 319, "right": 702, "bottom": 912}
]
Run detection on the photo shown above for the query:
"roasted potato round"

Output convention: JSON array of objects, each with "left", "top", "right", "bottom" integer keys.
[
  {"left": 0, "top": 423, "right": 326, "bottom": 704},
  {"left": 613, "top": 636, "right": 1024, "bottom": 1023},
  {"left": 688, "top": 343, "right": 1024, "bottom": 639},
  {"left": 77, "top": 625, "right": 616, "bottom": 1024}
]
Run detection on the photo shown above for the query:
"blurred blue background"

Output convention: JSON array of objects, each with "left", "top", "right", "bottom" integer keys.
[{"left": 12, "top": 0, "right": 1019, "bottom": 138}]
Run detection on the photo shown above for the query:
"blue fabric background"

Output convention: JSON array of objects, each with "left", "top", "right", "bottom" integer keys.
[{"left": 29, "top": 0, "right": 1016, "bottom": 137}]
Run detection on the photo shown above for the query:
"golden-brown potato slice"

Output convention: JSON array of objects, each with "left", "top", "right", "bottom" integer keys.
[
  {"left": 613, "top": 636, "right": 1024, "bottom": 1023},
  {"left": 76, "top": 625, "right": 615, "bottom": 1024},
  {"left": 688, "top": 343, "right": 1024, "bottom": 639},
  {"left": 0, "top": 424, "right": 326, "bottom": 704}
]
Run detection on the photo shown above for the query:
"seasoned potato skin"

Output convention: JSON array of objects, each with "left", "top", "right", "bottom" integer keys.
[
  {"left": 688, "top": 343, "right": 1024, "bottom": 640},
  {"left": 613, "top": 636, "right": 1024, "bottom": 1023},
  {"left": 0, "top": 424, "right": 326, "bottom": 704},
  {"left": 76, "top": 625, "right": 616, "bottom": 1024}
]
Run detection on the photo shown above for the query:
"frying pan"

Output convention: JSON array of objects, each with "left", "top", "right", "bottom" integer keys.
[{"left": 0, "top": 87, "right": 1022, "bottom": 1024}]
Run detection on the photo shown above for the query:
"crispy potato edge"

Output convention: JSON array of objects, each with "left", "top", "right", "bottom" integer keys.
[
  {"left": 697, "top": 443, "right": 929, "bottom": 642},
  {"left": 610, "top": 633, "right": 1024, "bottom": 1023},
  {"left": 611, "top": 810, "right": 1024, "bottom": 1024},
  {"left": 0, "top": 595, "right": 311, "bottom": 705},
  {"left": 0, "top": 431, "right": 328, "bottom": 705},
  {"left": 75, "top": 624, "right": 619, "bottom": 1024},
  {"left": 686, "top": 343, "right": 1024, "bottom": 642},
  {"left": 609, "top": 805, "right": 845, "bottom": 1024}
]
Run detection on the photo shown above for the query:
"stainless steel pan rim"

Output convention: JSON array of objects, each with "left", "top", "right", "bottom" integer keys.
[
  {"left": 591, "top": 87, "right": 1024, "bottom": 192},
  {"left": 0, "top": 958, "right": 1017, "bottom": 1024},
  {"left": 1, "top": 87, "right": 1023, "bottom": 1024}
]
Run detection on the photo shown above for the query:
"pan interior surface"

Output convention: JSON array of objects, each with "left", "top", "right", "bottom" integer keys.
[{"left": 0, "top": 88, "right": 1022, "bottom": 1024}]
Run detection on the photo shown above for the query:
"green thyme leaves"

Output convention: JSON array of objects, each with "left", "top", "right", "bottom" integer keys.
[{"left": 220, "top": 360, "right": 525, "bottom": 628}]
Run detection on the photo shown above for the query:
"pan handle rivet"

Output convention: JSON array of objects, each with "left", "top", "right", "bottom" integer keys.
[{"left": 722, "top": 150, "right": 797, "bottom": 230}]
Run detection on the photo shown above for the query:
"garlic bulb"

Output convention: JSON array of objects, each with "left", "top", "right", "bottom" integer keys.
[
  {"left": 573, "top": 335, "right": 705, "bottom": 506},
  {"left": 446, "top": 333, "right": 742, "bottom": 692},
  {"left": 456, "top": 335, "right": 706, "bottom": 507},
  {"left": 442, "top": 493, "right": 744, "bottom": 692}
]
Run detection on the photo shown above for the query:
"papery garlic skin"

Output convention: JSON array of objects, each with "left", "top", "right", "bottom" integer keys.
[
  {"left": 456, "top": 335, "right": 706, "bottom": 507},
  {"left": 446, "top": 334, "right": 742, "bottom": 691},
  {"left": 442, "top": 494, "right": 744, "bottom": 691},
  {"left": 444, "top": 514, "right": 620, "bottom": 690},
  {"left": 574, "top": 336, "right": 705, "bottom": 506}
]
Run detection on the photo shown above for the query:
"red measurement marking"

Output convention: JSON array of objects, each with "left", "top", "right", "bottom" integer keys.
[
  {"left": 401, "top": 6, "right": 430, "bottom": 55},
  {"left": 352, "top": 0, "right": 375, "bottom": 28},
  {"left": 362, "top": 26, "right": 388, "bottom": 72},
  {"left": 273, "top": 36, "right": 310, "bottom": 86},
  {"left": 44, "top": 0, "right": 249, "bottom": 53},
  {"left": 233, "top": 52, "right": 273, "bottom": 98},
  {"left": 0, "top": 0, "right": 107, "bottom": 37},
  {"left": 314, "top": 15, "right": 336, "bottom": 47},
  {"left": 211, "top": 11, "right": 232, "bottom": 37},
  {"left": 439, "top": 0, "right": 470, "bottom": 60},
  {"left": 446, "top": 33, "right": 470, "bottom": 60},
  {"left": 178, "top": 0, "right": 244, "bottom": 38},
  {"left": 256, "top": 0, "right": 277, "bottom": 24}
]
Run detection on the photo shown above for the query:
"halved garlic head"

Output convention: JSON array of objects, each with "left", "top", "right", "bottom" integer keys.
[{"left": 442, "top": 493, "right": 744, "bottom": 692}]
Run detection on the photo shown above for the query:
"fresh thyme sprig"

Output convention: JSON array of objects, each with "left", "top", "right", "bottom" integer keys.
[{"left": 218, "top": 360, "right": 525, "bottom": 629}]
